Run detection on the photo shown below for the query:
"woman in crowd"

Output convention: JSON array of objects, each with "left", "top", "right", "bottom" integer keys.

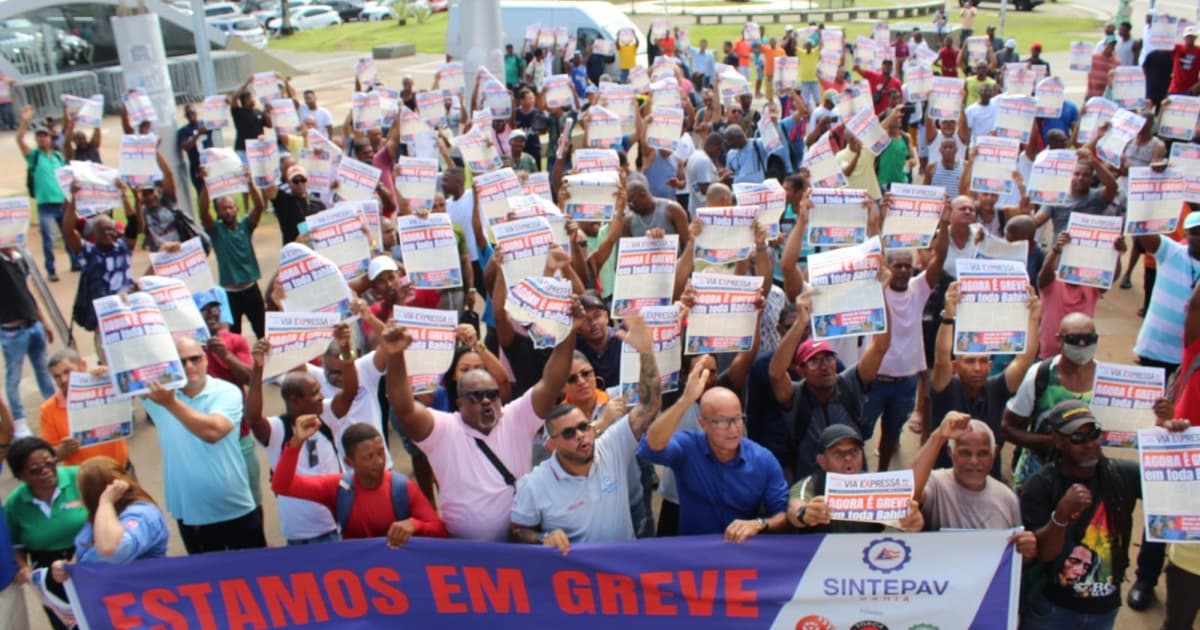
[{"left": 4, "top": 438, "right": 88, "bottom": 630}]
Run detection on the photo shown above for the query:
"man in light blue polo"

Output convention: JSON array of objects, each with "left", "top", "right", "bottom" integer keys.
[
  {"left": 141, "top": 336, "right": 265, "bottom": 554},
  {"left": 723, "top": 125, "right": 769, "bottom": 184}
]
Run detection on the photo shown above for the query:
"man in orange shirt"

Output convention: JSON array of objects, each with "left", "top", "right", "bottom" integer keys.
[
  {"left": 734, "top": 37, "right": 753, "bottom": 80},
  {"left": 39, "top": 348, "right": 130, "bottom": 469},
  {"left": 762, "top": 37, "right": 786, "bottom": 102}
]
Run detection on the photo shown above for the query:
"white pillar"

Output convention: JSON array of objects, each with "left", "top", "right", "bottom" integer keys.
[
  {"left": 110, "top": 12, "right": 194, "bottom": 218},
  {"left": 460, "top": 0, "right": 505, "bottom": 108}
]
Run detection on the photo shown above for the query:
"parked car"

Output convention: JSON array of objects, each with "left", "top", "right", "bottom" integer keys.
[
  {"left": 323, "top": 0, "right": 365, "bottom": 21},
  {"left": 204, "top": 2, "right": 244, "bottom": 20},
  {"left": 211, "top": 16, "right": 269, "bottom": 49},
  {"left": 361, "top": 1, "right": 397, "bottom": 21},
  {"left": 268, "top": 5, "right": 342, "bottom": 32},
  {"left": 253, "top": 0, "right": 313, "bottom": 27}
]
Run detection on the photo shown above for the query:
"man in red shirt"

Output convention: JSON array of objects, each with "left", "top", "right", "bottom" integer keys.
[
  {"left": 201, "top": 298, "right": 252, "bottom": 387},
  {"left": 936, "top": 38, "right": 959, "bottom": 77},
  {"left": 734, "top": 37, "right": 752, "bottom": 79},
  {"left": 273, "top": 414, "right": 448, "bottom": 545},
  {"left": 853, "top": 58, "right": 903, "bottom": 114},
  {"left": 1169, "top": 27, "right": 1200, "bottom": 95}
]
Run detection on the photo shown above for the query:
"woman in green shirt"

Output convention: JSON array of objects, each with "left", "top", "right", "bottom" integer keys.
[{"left": 4, "top": 437, "right": 87, "bottom": 630}]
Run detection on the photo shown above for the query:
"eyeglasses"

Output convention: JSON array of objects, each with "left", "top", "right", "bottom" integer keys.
[
  {"left": 706, "top": 414, "right": 745, "bottom": 429},
  {"left": 566, "top": 368, "right": 595, "bottom": 385},
  {"left": 552, "top": 420, "right": 592, "bottom": 440},
  {"left": 1066, "top": 426, "right": 1103, "bottom": 445},
  {"left": 181, "top": 354, "right": 204, "bottom": 365},
  {"left": 23, "top": 456, "right": 56, "bottom": 476},
  {"left": 291, "top": 177, "right": 307, "bottom": 184},
  {"left": 804, "top": 353, "right": 837, "bottom": 370},
  {"left": 1061, "top": 332, "right": 1099, "bottom": 347},
  {"left": 459, "top": 388, "right": 500, "bottom": 404}
]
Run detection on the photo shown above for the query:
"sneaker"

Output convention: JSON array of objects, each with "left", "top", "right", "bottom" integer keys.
[
  {"left": 47, "top": 273, "right": 59, "bottom": 282},
  {"left": 12, "top": 419, "right": 31, "bottom": 439}
]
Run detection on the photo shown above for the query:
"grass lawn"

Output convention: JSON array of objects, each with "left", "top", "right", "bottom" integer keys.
[
  {"left": 267, "top": 3, "right": 1098, "bottom": 55},
  {"left": 268, "top": 13, "right": 450, "bottom": 54}
]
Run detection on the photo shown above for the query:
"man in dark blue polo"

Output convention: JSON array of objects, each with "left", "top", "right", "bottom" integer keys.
[{"left": 638, "top": 366, "right": 788, "bottom": 542}]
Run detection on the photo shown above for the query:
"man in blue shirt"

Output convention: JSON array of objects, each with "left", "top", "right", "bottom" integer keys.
[
  {"left": 723, "top": 125, "right": 768, "bottom": 184},
  {"left": 141, "top": 336, "right": 265, "bottom": 554},
  {"left": 689, "top": 39, "right": 717, "bottom": 87},
  {"left": 639, "top": 363, "right": 789, "bottom": 541},
  {"left": 1039, "top": 98, "right": 1079, "bottom": 146}
]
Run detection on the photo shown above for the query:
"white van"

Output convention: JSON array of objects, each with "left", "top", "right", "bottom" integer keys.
[{"left": 446, "top": 0, "right": 648, "bottom": 75}]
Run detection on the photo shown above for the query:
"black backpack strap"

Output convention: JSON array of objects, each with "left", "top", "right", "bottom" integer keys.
[
  {"left": 474, "top": 438, "right": 516, "bottom": 487},
  {"left": 278, "top": 414, "right": 336, "bottom": 454}
]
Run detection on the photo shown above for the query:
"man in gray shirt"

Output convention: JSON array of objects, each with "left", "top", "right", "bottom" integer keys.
[
  {"left": 1034, "top": 147, "right": 1117, "bottom": 237},
  {"left": 912, "top": 411, "right": 1036, "bottom": 561},
  {"left": 509, "top": 312, "right": 661, "bottom": 553}
]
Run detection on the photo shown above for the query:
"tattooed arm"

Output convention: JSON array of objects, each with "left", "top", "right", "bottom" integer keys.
[{"left": 618, "top": 310, "right": 662, "bottom": 440}]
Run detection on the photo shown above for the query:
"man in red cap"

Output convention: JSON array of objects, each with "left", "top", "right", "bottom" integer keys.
[
  {"left": 767, "top": 292, "right": 892, "bottom": 481},
  {"left": 264, "top": 164, "right": 326, "bottom": 246},
  {"left": 1028, "top": 42, "right": 1050, "bottom": 76}
]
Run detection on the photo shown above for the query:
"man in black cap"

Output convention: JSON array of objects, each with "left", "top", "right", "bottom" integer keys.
[
  {"left": 574, "top": 290, "right": 623, "bottom": 388},
  {"left": 1018, "top": 399, "right": 1141, "bottom": 629},
  {"left": 17, "top": 104, "right": 69, "bottom": 281},
  {"left": 786, "top": 424, "right": 923, "bottom": 534}
]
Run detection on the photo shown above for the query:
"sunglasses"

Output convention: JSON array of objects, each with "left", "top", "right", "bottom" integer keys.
[
  {"left": 1061, "top": 332, "right": 1099, "bottom": 347},
  {"left": 291, "top": 177, "right": 307, "bottom": 184},
  {"left": 566, "top": 368, "right": 594, "bottom": 385},
  {"left": 459, "top": 388, "right": 500, "bottom": 404},
  {"left": 552, "top": 420, "right": 592, "bottom": 440},
  {"left": 181, "top": 354, "right": 204, "bottom": 365},
  {"left": 1066, "top": 426, "right": 1102, "bottom": 445}
]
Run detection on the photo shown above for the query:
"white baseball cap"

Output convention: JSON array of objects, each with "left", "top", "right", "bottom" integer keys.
[{"left": 368, "top": 255, "right": 399, "bottom": 281}]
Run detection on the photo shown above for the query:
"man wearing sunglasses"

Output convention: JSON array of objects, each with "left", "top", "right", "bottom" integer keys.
[
  {"left": 1003, "top": 312, "right": 1098, "bottom": 493},
  {"left": 510, "top": 311, "right": 660, "bottom": 553},
  {"left": 139, "top": 336, "right": 266, "bottom": 554},
  {"left": 387, "top": 295, "right": 584, "bottom": 541},
  {"left": 265, "top": 164, "right": 326, "bottom": 246},
  {"left": 1019, "top": 399, "right": 1141, "bottom": 630}
]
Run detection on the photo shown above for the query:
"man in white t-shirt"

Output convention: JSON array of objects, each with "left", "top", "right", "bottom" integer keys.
[
  {"left": 911, "top": 411, "right": 1036, "bottom": 562},
  {"left": 866, "top": 201, "right": 949, "bottom": 471},
  {"left": 509, "top": 312, "right": 661, "bottom": 552},
  {"left": 305, "top": 320, "right": 394, "bottom": 469},
  {"left": 298, "top": 89, "right": 334, "bottom": 138},
  {"left": 247, "top": 338, "right": 355, "bottom": 545},
  {"left": 960, "top": 83, "right": 997, "bottom": 147},
  {"left": 387, "top": 303, "right": 585, "bottom": 541}
]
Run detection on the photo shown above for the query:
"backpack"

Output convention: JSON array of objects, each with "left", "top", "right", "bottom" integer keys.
[
  {"left": 335, "top": 470, "right": 411, "bottom": 533},
  {"left": 1026, "top": 359, "right": 1056, "bottom": 434}
]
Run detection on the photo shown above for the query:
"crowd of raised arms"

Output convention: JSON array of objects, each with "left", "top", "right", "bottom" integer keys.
[{"left": 3, "top": 4, "right": 1200, "bottom": 629}]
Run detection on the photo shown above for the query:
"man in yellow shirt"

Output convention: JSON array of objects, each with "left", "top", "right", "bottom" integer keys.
[
  {"left": 797, "top": 39, "right": 820, "bottom": 108},
  {"left": 617, "top": 34, "right": 639, "bottom": 83},
  {"left": 40, "top": 348, "right": 130, "bottom": 469},
  {"left": 761, "top": 37, "right": 786, "bottom": 102}
]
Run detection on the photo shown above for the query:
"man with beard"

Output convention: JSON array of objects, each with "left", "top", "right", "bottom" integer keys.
[
  {"left": 1019, "top": 400, "right": 1141, "bottom": 629},
  {"left": 786, "top": 425, "right": 923, "bottom": 533},
  {"left": 388, "top": 299, "right": 582, "bottom": 541},
  {"left": 1002, "top": 313, "right": 1098, "bottom": 492},
  {"left": 510, "top": 312, "right": 660, "bottom": 552}
]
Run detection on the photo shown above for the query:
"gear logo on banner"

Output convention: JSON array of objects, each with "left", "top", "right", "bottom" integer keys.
[{"left": 862, "top": 537, "right": 912, "bottom": 574}]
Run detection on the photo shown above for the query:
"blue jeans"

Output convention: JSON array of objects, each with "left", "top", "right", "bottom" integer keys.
[
  {"left": 37, "top": 203, "right": 66, "bottom": 275},
  {"left": 800, "top": 81, "right": 820, "bottom": 108},
  {"left": 1020, "top": 595, "right": 1117, "bottom": 630},
  {"left": 0, "top": 322, "right": 55, "bottom": 421},
  {"left": 286, "top": 529, "right": 340, "bottom": 546},
  {"left": 0, "top": 102, "right": 15, "bottom": 129},
  {"left": 861, "top": 375, "right": 918, "bottom": 440}
]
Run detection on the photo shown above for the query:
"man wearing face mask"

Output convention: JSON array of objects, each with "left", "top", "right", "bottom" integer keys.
[{"left": 1001, "top": 312, "right": 1098, "bottom": 493}]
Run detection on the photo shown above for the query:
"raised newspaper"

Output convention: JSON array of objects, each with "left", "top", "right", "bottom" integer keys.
[
  {"left": 1138, "top": 428, "right": 1200, "bottom": 542},
  {"left": 66, "top": 372, "right": 133, "bottom": 447},
  {"left": 262, "top": 312, "right": 339, "bottom": 380},
  {"left": 393, "top": 307, "right": 458, "bottom": 394},
  {"left": 685, "top": 273, "right": 760, "bottom": 354},
  {"left": 1092, "top": 362, "right": 1164, "bottom": 448},
  {"left": 808, "top": 236, "right": 887, "bottom": 340},
  {"left": 612, "top": 235, "right": 678, "bottom": 314},
  {"left": 94, "top": 293, "right": 185, "bottom": 397},
  {"left": 954, "top": 258, "right": 1029, "bottom": 354}
]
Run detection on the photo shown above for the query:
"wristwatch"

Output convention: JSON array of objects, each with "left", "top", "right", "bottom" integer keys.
[
  {"left": 939, "top": 309, "right": 955, "bottom": 326},
  {"left": 795, "top": 506, "right": 808, "bottom": 527},
  {"left": 756, "top": 517, "right": 769, "bottom": 532}
]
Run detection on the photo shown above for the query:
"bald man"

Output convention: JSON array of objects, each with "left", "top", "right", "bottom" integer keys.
[
  {"left": 1002, "top": 312, "right": 1098, "bottom": 492},
  {"left": 639, "top": 365, "right": 789, "bottom": 541},
  {"left": 140, "top": 337, "right": 266, "bottom": 553}
]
